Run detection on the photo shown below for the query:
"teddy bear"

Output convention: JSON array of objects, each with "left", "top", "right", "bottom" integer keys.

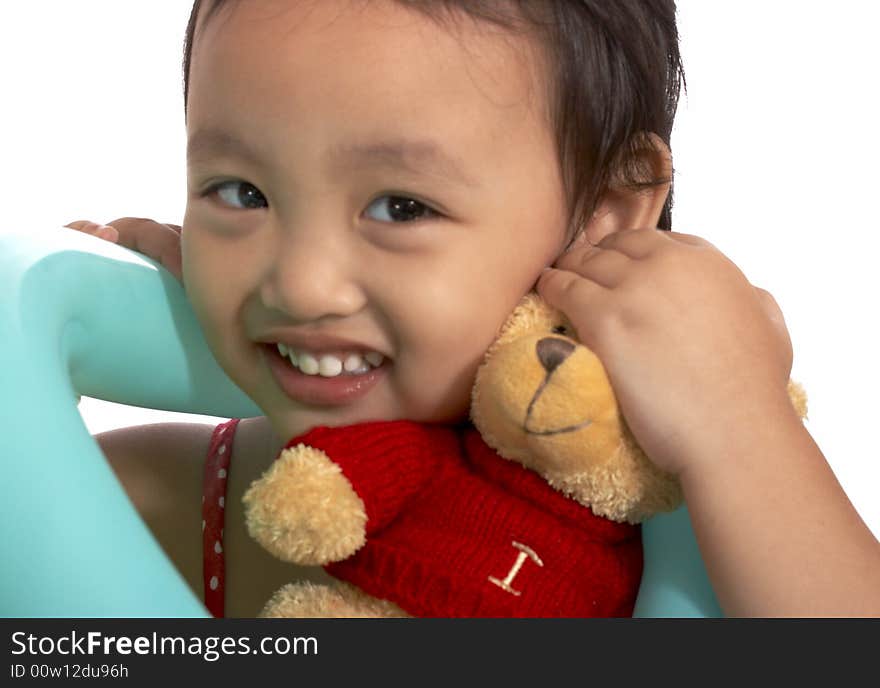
[{"left": 242, "top": 292, "right": 808, "bottom": 617}]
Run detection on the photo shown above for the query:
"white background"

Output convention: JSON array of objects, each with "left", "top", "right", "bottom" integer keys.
[{"left": 1, "top": 2, "right": 878, "bottom": 539}]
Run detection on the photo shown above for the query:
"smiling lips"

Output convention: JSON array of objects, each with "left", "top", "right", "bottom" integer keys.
[{"left": 262, "top": 343, "right": 388, "bottom": 406}]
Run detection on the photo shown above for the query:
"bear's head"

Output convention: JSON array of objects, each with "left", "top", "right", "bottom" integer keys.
[{"left": 471, "top": 292, "right": 808, "bottom": 524}]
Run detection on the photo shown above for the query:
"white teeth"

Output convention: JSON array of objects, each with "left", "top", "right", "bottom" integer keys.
[
  {"left": 277, "top": 342, "right": 298, "bottom": 365},
  {"left": 343, "top": 354, "right": 364, "bottom": 372},
  {"left": 318, "top": 355, "right": 343, "bottom": 377},
  {"left": 297, "top": 353, "right": 320, "bottom": 375},
  {"left": 274, "top": 343, "right": 383, "bottom": 376}
]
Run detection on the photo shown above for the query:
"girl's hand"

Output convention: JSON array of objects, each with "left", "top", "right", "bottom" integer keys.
[
  {"left": 537, "top": 227, "right": 795, "bottom": 477},
  {"left": 64, "top": 217, "right": 183, "bottom": 283}
]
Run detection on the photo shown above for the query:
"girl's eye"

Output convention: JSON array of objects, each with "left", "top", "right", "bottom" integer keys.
[
  {"left": 364, "top": 195, "right": 440, "bottom": 224},
  {"left": 199, "top": 182, "right": 439, "bottom": 224},
  {"left": 202, "top": 180, "right": 268, "bottom": 210}
]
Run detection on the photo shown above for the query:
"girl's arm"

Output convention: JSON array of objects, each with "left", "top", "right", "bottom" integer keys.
[
  {"left": 538, "top": 227, "right": 880, "bottom": 617},
  {"left": 95, "top": 422, "right": 215, "bottom": 600},
  {"left": 679, "top": 398, "right": 880, "bottom": 617}
]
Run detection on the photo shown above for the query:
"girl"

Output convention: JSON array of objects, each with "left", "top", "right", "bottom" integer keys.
[{"left": 66, "top": 0, "right": 880, "bottom": 617}]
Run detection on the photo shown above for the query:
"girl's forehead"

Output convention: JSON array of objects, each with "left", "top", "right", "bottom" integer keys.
[
  {"left": 191, "top": 0, "right": 551, "bottom": 126},
  {"left": 186, "top": 1, "right": 555, "bottom": 177}
]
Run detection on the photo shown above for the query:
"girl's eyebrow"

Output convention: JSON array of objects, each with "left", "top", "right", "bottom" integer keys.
[{"left": 187, "top": 127, "right": 479, "bottom": 188}]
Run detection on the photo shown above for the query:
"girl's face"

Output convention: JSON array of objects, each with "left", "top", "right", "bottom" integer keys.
[{"left": 183, "top": 0, "right": 569, "bottom": 440}]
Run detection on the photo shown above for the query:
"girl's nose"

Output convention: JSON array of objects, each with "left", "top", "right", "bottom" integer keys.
[{"left": 259, "top": 230, "right": 367, "bottom": 322}]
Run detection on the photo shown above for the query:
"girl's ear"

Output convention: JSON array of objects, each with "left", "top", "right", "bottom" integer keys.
[{"left": 574, "top": 132, "right": 673, "bottom": 248}]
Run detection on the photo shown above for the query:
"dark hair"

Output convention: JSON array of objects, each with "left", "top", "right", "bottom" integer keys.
[{"left": 182, "top": 0, "right": 686, "bottom": 247}]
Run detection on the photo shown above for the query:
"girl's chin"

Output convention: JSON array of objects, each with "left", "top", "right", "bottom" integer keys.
[
  {"left": 265, "top": 403, "right": 398, "bottom": 438},
  {"left": 257, "top": 378, "right": 473, "bottom": 437}
]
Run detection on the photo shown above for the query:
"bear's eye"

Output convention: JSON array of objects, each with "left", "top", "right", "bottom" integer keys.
[{"left": 552, "top": 325, "right": 568, "bottom": 335}]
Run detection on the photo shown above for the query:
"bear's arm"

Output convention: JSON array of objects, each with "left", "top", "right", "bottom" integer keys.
[{"left": 282, "top": 420, "right": 457, "bottom": 535}]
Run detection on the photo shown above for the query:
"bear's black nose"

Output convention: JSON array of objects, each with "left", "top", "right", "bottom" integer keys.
[{"left": 536, "top": 337, "right": 575, "bottom": 374}]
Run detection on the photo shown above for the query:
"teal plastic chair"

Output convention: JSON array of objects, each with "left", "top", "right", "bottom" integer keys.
[{"left": 0, "top": 226, "right": 723, "bottom": 618}]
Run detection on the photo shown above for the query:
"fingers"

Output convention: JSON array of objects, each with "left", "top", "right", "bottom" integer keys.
[
  {"left": 536, "top": 265, "right": 609, "bottom": 351},
  {"left": 64, "top": 217, "right": 183, "bottom": 282},
  {"left": 551, "top": 228, "right": 642, "bottom": 285},
  {"left": 64, "top": 220, "right": 119, "bottom": 242},
  {"left": 553, "top": 247, "right": 631, "bottom": 288},
  {"left": 664, "top": 230, "right": 715, "bottom": 250},
  {"left": 552, "top": 227, "right": 718, "bottom": 286},
  {"left": 579, "top": 227, "right": 711, "bottom": 257},
  {"left": 109, "top": 218, "right": 184, "bottom": 282},
  {"left": 547, "top": 224, "right": 741, "bottom": 298}
]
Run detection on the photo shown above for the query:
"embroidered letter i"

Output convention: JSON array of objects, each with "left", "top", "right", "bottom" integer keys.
[{"left": 488, "top": 541, "right": 544, "bottom": 596}]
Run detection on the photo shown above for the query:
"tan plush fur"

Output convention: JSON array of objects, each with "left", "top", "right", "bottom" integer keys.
[
  {"left": 259, "top": 581, "right": 409, "bottom": 618},
  {"left": 242, "top": 445, "right": 367, "bottom": 565}
]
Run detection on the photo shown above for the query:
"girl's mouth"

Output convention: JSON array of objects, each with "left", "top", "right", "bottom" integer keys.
[{"left": 260, "top": 343, "right": 389, "bottom": 407}]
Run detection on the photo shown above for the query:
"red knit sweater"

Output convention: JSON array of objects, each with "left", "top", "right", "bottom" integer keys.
[{"left": 281, "top": 420, "right": 642, "bottom": 617}]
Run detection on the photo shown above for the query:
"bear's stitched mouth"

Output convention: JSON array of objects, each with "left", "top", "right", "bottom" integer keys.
[
  {"left": 523, "top": 369, "right": 592, "bottom": 436},
  {"left": 524, "top": 415, "right": 592, "bottom": 436}
]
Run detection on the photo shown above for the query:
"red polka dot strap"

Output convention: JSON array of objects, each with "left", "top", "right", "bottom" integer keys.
[{"left": 201, "top": 418, "right": 240, "bottom": 618}]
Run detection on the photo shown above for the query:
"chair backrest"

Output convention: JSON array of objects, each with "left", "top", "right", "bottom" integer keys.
[{"left": 0, "top": 226, "right": 722, "bottom": 617}]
